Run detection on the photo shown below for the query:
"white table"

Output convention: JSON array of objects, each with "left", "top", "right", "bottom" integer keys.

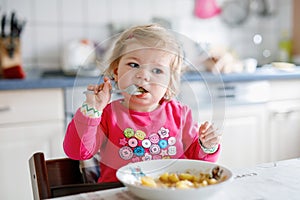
[{"left": 51, "top": 158, "right": 300, "bottom": 200}]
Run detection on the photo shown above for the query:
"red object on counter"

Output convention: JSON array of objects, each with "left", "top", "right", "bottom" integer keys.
[
  {"left": 2, "top": 65, "right": 26, "bottom": 79},
  {"left": 194, "top": 0, "right": 221, "bottom": 19}
]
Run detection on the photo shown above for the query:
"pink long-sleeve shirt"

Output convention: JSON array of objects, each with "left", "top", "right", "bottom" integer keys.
[{"left": 63, "top": 99, "right": 220, "bottom": 183}]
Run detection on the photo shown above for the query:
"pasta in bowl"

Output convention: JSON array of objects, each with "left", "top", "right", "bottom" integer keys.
[{"left": 116, "top": 159, "right": 233, "bottom": 200}]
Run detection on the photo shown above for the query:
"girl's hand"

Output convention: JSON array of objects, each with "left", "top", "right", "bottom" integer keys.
[
  {"left": 85, "top": 77, "right": 112, "bottom": 111},
  {"left": 198, "top": 121, "right": 221, "bottom": 149}
]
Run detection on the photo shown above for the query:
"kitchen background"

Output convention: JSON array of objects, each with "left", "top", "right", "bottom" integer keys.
[
  {"left": 0, "top": 0, "right": 296, "bottom": 73},
  {"left": 1, "top": 1, "right": 300, "bottom": 200}
]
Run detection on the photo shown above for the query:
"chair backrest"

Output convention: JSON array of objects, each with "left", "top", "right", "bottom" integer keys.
[{"left": 29, "top": 152, "right": 123, "bottom": 200}]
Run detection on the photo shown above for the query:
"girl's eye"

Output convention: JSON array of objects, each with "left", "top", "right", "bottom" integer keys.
[
  {"left": 128, "top": 63, "right": 139, "bottom": 68},
  {"left": 152, "top": 68, "right": 163, "bottom": 74}
]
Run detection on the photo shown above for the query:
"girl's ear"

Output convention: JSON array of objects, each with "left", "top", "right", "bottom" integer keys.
[{"left": 113, "top": 68, "right": 118, "bottom": 81}]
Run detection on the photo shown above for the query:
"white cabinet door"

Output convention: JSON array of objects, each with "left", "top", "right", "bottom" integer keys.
[
  {"left": 0, "top": 122, "right": 65, "bottom": 200},
  {"left": 0, "top": 88, "right": 65, "bottom": 200},
  {"left": 215, "top": 104, "right": 267, "bottom": 168},
  {"left": 195, "top": 104, "right": 267, "bottom": 169},
  {"left": 268, "top": 100, "right": 300, "bottom": 162},
  {"left": 179, "top": 81, "right": 268, "bottom": 168}
]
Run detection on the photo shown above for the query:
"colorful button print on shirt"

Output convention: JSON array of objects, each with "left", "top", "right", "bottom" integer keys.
[
  {"left": 142, "top": 153, "right": 152, "bottom": 161},
  {"left": 149, "top": 133, "right": 160, "bottom": 143},
  {"left": 168, "top": 137, "right": 176, "bottom": 145},
  {"left": 134, "top": 146, "right": 145, "bottom": 157},
  {"left": 135, "top": 130, "right": 146, "bottom": 140},
  {"left": 119, "top": 146, "right": 133, "bottom": 160},
  {"left": 124, "top": 128, "right": 135, "bottom": 138},
  {"left": 158, "top": 127, "right": 169, "bottom": 138},
  {"left": 168, "top": 146, "right": 177, "bottom": 156},
  {"left": 160, "top": 149, "right": 168, "bottom": 157},
  {"left": 119, "top": 138, "right": 127, "bottom": 145},
  {"left": 150, "top": 144, "right": 161, "bottom": 155},
  {"left": 158, "top": 139, "right": 168, "bottom": 149},
  {"left": 142, "top": 139, "right": 151, "bottom": 148},
  {"left": 128, "top": 138, "right": 138, "bottom": 147},
  {"left": 118, "top": 127, "right": 177, "bottom": 161}
]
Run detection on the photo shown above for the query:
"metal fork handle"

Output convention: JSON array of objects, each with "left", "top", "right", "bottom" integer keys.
[{"left": 83, "top": 89, "right": 122, "bottom": 94}]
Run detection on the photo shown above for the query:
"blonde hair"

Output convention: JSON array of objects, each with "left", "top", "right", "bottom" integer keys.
[{"left": 104, "top": 24, "right": 183, "bottom": 100}]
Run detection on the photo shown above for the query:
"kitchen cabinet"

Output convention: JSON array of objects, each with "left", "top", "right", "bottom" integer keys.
[
  {"left": 268, "top": 100, "right": 300, "bottom": 161},
  {"left": 0, "top": 89, "right": 65, "bottom": 200},
  {"left": 180, "top": 79, "right": 300, "bottom": 167},
  {"left": 267, "top": 80, "right": 300, "bottom": 162},
  {"left": 214, "top": 104, "right": 267, "bottom": 168},
  {"left": 195, "top": 103, "right": 268, "bottom": 169},
  {"left": 179, "top": 81, "right": 269, "bottom": 168}
]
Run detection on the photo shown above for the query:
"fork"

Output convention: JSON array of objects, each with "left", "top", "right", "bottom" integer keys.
[
  {"left": 130, "top": 166, "right": 146, "bottom": 180},
  {"left": 83, "top": 84, "right": 141, "bottom": 95}
]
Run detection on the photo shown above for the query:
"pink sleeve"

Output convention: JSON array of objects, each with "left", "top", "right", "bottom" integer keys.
[
  {"left": 181, "top": 106, "right": 221, "bottom": 162},
  {"left": 63, "top": 108, "right": 102, "bottom": 160}
]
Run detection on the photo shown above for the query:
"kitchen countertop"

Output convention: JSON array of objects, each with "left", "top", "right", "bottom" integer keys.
[
  {"left": 1, "top": 67, "right": 300, "bottom": 90},
  {"left": 50, "top": 158, "right": 300, "bottom": 200}
]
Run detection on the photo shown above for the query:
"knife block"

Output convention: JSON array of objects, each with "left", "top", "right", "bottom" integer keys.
[{"left": 0, "top": 37, "right": 25, "bottom": 79}]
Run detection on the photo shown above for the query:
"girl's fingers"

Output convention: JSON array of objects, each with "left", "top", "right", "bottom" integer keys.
[
  {"left": 103, "top": 76, "right": 110, "bottom": 82},
  {"left": 202, "top": 134, "right": 221, "bottom": 148},
  {"left": 95, "top": 84, "right": 102, "bottom": 94},
  {"left": 87, "top": 84, "right": 95, "bottom": 91},
  {"left": 199, "top": 121, "right": 210, "bottom": 133},
  {"left": 102, "top": 78, "right": 111, "bottom": 93},
  {"left": 202, "top": 132, "right": 219, "bottom": 142},
  {"left": 86, "top": 77, "right": 112, "bottom": 95},
  {"left": 199, "top": 122, "right": 222, "bottom": 148},
  {"left": 200, "top": 123, "right": 216, "bottom": 137}
]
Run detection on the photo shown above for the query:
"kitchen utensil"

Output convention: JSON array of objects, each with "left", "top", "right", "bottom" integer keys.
[
  {"left": 251, "top": 0, "right": 272, "bottom": 17},
  {"left": 116, "top": 159, "right": 233, "bottom": 200},
  {"left": 62, "top": 39, "right": 96, "bottom": 76},
  {"left": 220, "top": 0, "right": 250, "bottom": 26},
  {"left": 194, "top": 0, "right": 221, "bottom": 19},
  {"left": 1, "top": 14, "right": 6, "bottom": 37},
  {"left": 83, "top": 84, "right": 142, "bottom": 95},
  {"left": 0, "top": 11, "right": 26, "bottom": 79},
  {"left": 130, "top": 166, "right": 146, "bottom": 180}
]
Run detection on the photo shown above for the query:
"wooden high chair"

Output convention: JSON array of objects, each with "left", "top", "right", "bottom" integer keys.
[{"left": 28, "top": 152, "right": 123, "bottom": 199}]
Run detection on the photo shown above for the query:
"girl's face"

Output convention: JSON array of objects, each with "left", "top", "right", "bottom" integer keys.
[{"left": 114, "top": 48, "right": 174, "bottom": 112}]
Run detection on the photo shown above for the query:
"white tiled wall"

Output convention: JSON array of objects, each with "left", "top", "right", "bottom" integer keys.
[{"left": 0, "top": 0, "right": 293, "bottom": 70}]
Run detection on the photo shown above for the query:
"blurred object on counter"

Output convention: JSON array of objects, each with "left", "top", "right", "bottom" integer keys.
[
  {"left": 278, "top": 30, "right": 292, "bottom": 62},
  {"left": 292, "top": 0, "right": 300, "bottom": 64},
  {"left": 202, "top": 45, "right": 258, "bottom": 74},
  {"left": 0, "top": 11, "right": 26, "bottom": 79},
  {"left": 271, "top": 62, "right": 296, "bottom": 72},
  {"left": 62, "top": 39, "right": 100, "bottom": 77},
  {"left": 243, "top": 58, "right": 258, "bottom": 73},
  {"left": 293, "top": 56, "right": 300, "bottom": 66},
  {"left": 202, "top": 45, "right": 244, "bottom": 73},
  {"left": 194, "top": 0, "right": 221, "bottom": 19}
]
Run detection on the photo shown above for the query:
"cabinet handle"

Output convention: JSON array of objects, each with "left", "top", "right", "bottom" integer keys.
[
  {"left": 272, "top": 109, "right": 300, "bottom": 117},
  {"left": 0, "top": 105, "right": 11, "bottom": 112}
]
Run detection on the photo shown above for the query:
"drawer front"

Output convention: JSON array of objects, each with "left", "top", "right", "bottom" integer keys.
[
  {"left": 270, "top": 80, "right": 300, "bottom": 100},
  {"left": 0, "top": 89, "right": 64, "bottom": 124}
]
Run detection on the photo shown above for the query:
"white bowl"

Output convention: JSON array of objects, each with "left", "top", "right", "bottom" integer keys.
[{"left": 116, "top": 159, "right": 233, "bottom": 200}]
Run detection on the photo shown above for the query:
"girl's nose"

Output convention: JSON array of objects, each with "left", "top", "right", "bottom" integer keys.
[{"left": 135, "top": 67, "right": 150, "bottom": 81}]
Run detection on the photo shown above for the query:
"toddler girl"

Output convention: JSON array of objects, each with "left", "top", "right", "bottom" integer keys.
[{"left": 63, "top": 24, "right": 221, "bottom": 183}]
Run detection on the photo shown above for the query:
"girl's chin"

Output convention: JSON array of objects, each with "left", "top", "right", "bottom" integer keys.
[{"left": 124, "top": 94, "right": 161, "bottom": 111}]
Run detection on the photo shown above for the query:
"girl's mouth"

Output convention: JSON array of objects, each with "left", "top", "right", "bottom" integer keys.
[
  {"left": 133, "top": 87, "right": 148, "bottom": 96},
  {"left": 137, "top": 87, "right": 148, "bottom": 94}
]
